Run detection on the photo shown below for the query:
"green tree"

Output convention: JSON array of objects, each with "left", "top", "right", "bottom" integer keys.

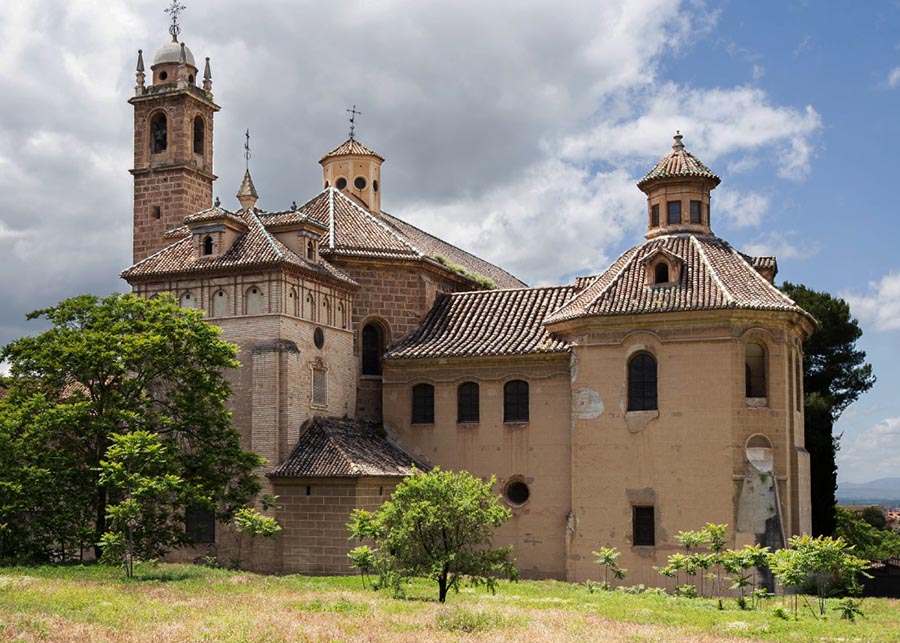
[
  {"left": 347, "top": 468, "right": 518, "bottom": 603},
  {"left": 230, "top": 503, "right": 282, "bottom": 570},
  {"left": 780, "top": 283, "right": 876, "bottom": 536},
  {"left": 0, "top": 293, "right": 263, "bottom": 562},
  {"left": 835, "top": 507, "right": 900, "bottom": 562},
  {"left": 98, "top": 431, "right": 184, "bottom": 577},
  {"left": 592, "top": 546, "right": 626, "bottom": 590}
]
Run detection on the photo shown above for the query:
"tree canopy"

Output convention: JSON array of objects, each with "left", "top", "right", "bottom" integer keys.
[
  {"left": 348, "top": 468, "right": 518, "bottom": 602},
  {"left": 781, "top": 283, "right": 875, "bottom": 537},
  {"left": 0, "top": 293, "right": 263, "bottom": 563}
]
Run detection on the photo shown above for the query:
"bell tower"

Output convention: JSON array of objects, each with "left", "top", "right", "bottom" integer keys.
[
  {"left": 128, "top": 7, "right": 219, "bottom": 263},
  {"left": 319, "top": 109, "right": 384, "bottom": 213}
]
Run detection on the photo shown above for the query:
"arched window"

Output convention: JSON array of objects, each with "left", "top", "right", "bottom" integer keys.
[
  {"left": 746, "top": 342, "right": 767, "bottom": 398},
  {"left": 362, "top": 323, "right": 383, "bottom": 376},
  {"left": 654, "top": 262, "right": 669, "bottom": 284},
  {"left": 338, "top": 302, "right": 346, "bottom": 329},
  {"left": 245, "top": 286, "right": 265, "bottom": 315},
  {"left": 303, "top": 292, "right": 314, "bottom": 320},
  {"left": 193, "top": 115, "right": 204, "bottom": 155},
  {"left": 411, "top": 383, "right": 434, "bottom": 424},
  {"left": 307, "top": 240, "right": 315, "bottom": 260},
  {"left": 322, "top": 297, "right": 331, "bottom": 325},
  {"left": 457, "top": 382, "right": 480, "bottom": 423},
  {"left": 211, "top": 289, "right": 229, "bottom": 317},
  {"left": 179, "top": 292, "right": 195, "bottom": 309},
  {"left": 504, "top": 380, "right": 529, "bottom": 422},
  {"left": 202, "top": 235, "right": 213, "bottom": 256},
  {"left": 628, "top": 353, "right": 657, "bottom": 411},
  {"left": 150, "top": 112, "right": 167, "bottom": 154},
  {"left": 287, "top": 288, "right": 298, "bottom": 316}
]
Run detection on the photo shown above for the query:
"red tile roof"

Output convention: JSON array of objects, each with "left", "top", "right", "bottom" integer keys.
[
  {"left": 637, "top": 134, "right": 720, "bottom": 190},
  {"left": 268, "top": 416, "right": 427, "bottom": 478},
  {"left": 385, "top": 285, "right": 575, "bottom": 360},
  {"left": 319, "top": 138, "right": 385, "bottom": 162},
  {"left": 545, "top": 234, "right": 809, "bottom": 324}
]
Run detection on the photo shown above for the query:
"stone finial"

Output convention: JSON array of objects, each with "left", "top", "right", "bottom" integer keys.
[
  {"left": 203, "top": 57, "right": 212, "bottom": 92},
  {"left": 135, "top": 49, "right": 146, "bottom": 95},
  {"left": 176, "top": 42, "right": 189, "bottom": 86},
  {"left": 237, "top": 169, "right": 259, "bottom": 210},
  {"left": 672, "top": 130, "right": 685, "bottom": 152}
]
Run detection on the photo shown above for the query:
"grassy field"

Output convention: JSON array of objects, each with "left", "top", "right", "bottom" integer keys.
[{"left": 0, "top": 564, "right": 897, "bottom": 642}]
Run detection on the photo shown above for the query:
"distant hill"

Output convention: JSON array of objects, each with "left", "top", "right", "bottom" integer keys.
[{"left": 837, "top": 477, "right": 900, "bottom": 506}]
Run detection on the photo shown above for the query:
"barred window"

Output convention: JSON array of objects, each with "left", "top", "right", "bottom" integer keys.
[
  {"left": 690, "top": 200, "right": 702, "bottom": 224},
  {"left": 628, "top": 353, "right": 658, "bottom": 411},
  {"left": 412, "top": 383, "right": 434, "bottom": 424},
  {"left": 632, "top": 506, "right": 655, "bottom": 546},
  {"left": 457, "top": 382, "right": 480, "bottom": 423},
  {"left": 504, "top": 380, "right": 529, "bottom": 423}
]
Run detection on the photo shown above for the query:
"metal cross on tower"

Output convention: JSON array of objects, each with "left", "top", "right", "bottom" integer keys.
[
  {"left": 244, "top": 129, "right": 251, "bottom": 170},
  {"left": 165, "top": 1, "right": 187, "bottom": 40},
  {"left": 346, "top": 105, "right": 362, "bottom": 141}
]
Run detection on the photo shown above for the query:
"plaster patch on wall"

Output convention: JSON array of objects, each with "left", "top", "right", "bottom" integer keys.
[
  {"left": 570, "top": 352, "right": 578, "bottom": 382},
  {"left": 625, "top": 410, "right": 658, "bottom": 433},
  {"left": 573, "top": 387, "right": 604, "bottom": 420}
]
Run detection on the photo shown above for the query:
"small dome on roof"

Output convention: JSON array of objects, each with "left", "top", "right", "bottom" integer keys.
[{"left": 153, "top": 38, "right": 196, "bottom": 67}]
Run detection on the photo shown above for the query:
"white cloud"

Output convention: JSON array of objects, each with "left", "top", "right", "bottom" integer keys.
[
  {"left": 888, "top": 67, "right": 900, "bottom": 88},
  {"left": 843, "top": 271, "right": 900, "bottom": 332},
  {"left": 752, "top": 64, "right": 766, "bottom": 82},
  {"left": 743, "top": 232, "right": 818, "bottom": 260},
  {"left": 713, "top": 188, "right": 769, "bottom": 228},
  {"left": 838, "top": 417, "right": 900, "bottom": 482}
]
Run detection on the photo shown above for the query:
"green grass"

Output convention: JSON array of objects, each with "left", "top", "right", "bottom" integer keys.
[{"left": 0, "top": 564, "right": 897, "bottom": 642}]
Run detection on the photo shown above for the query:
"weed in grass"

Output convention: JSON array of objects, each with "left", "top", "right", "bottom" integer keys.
[{"left": 434, "top": 605, "right": 509, "bottom": 633}]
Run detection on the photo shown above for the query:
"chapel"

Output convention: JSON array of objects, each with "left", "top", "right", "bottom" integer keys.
[{"left": 122, "top": 27, "right": 815, "bottom": 585}]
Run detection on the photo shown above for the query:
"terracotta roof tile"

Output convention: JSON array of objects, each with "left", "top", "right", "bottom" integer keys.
[
  {"left": 183, "top": 205, "right": 247, "bottom": 228},
  {"left": 545, "top": 234, "right": 809, "bottom": 324},
  {"left": 637, "top": 134, "right": 720, "bottom": 189},
  {"left": 268, "top": 416, "right": 428, "bottom": 478},
  {"left": 319, "top": 138, "right": 385, "bottom": 162},
  {"left": 385, "top": 285, "right": 574, "bottom": 360}
]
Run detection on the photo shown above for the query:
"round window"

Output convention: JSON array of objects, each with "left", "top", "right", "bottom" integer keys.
[
  {"left": 505, "top": 480, "right": 530, "bottom": 506},
  {"left": 354, "top": 176, "right": 367, "bottom": 190},
  {"left": 373, "top": 180, "right": 379, "bottom": 192},
  {"left": 335, "top": 177, "right": 347, "bottom": 190},
  {"left": 159, "top": 71, "right": 168, "bottom": 81},
  {"left": 314, "top": 327, "right": 325, "bottom": 350}
]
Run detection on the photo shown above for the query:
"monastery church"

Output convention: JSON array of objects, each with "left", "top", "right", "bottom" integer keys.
[{"left": 122, "top": 26, "right": 815, "bottom": 585}]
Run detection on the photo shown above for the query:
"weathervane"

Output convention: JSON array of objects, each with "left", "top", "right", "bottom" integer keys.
[
  {"left": 346, "top": 105, "right": 362, "bottom": 141},
  {"left": 244, "top": 128, "right": 251, "bottom": 170},
  {"left": 165, "top": 1, "right": 186, "bottom": 40}
]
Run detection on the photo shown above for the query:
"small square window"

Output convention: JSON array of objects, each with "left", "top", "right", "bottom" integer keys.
[
  {"left": 690, "top": 200, "right": 702, "bottom": 224},
  {"left": 667, "top": 201, "right": 681, "bottom": 225},
  {"left": 633, "top": 506, "right": 655, "bottom": 546}
]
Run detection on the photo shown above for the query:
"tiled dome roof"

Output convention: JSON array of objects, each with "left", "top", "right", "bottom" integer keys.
[
  {"left": 319, "top": 138, "right": 384, "bottom": 163},
  {"left": 637, "top": 133, "right": 720, "bottom": 190}
]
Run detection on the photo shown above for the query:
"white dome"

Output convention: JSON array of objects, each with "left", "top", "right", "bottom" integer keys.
[{"left": 153, "top": 39, "right": 196, "bottom": 67}]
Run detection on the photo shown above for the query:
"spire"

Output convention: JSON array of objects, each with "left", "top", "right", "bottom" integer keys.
[
  {"left": 203, "top": 56, "right": 212, "bottom": 92},
  {"left": 135, "top": 49, "right": 146, "bottom": 95},
  {"left": 237, "top": 170, "right": 259, "bottom": 210},
  {"left": 347, "top": 105, "right": 362, "bottom": 141},
  {"left": 672, "top": 130, "right": 685, "bottom": 151},
  {"left": 165, "top": 1, "right": 186, "bottom": 42}
]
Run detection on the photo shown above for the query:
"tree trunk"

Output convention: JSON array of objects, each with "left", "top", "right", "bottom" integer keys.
[
  {"left": 93, "top": 485, "right": 107, "bottom": 560},
  {"left": 438, "top": 567, "right": 449, "bottom": 603}
]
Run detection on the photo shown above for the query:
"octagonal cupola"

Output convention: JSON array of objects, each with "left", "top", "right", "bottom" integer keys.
[
  {"left": 319, "top": 137, "right": 385, "bottom": 213},
  {"left": 637, "top": 132, "right": 721, "bottom": 239}
]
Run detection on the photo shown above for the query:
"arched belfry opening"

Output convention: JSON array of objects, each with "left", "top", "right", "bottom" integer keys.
[
  {"left": 150, "top": 112, "right": 167, "bottom": 154},
  {"left": 193, "top": 115, "right": 204, "bottom": 155}
]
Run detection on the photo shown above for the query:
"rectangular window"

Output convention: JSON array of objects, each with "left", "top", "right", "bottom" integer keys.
[
  {"left": 412, "top": 383, "right": 435, "bottom": 424},
  {"left": 457, "top": 382, "right": 480, "bottom": 423},
  {"left": 185, "top": 509, "right": 216, "bottom": 544},
  {"left": 153, "top": 206, "right": 162, "bottom": 220},
  {"left": 312, "top": 367, "right": 327, "bottom": 406},
  {"left": 632, "top": 506, "right": 655, "bottom": 546},
  {"left": 503, "top": 380, "right": 529, "bottom": 423},
  {"left": 667, "top": 201, "right": 681, "bottom": 225},
  {"left": 690, "top": 200, "right": 702, "bottom": 224},
  {"left": 650, "top": 204, "right": 659, "bottom": 227}
]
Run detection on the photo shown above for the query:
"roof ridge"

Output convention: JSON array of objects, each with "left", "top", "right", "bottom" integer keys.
[
  {"left": 121, "top": 236, "right": 189, "bottom": 275},
  {"left": 691, "top": 235, "right": 736, "bottom": 305},
  {"left": 332, "top": 189, "right": 422, "bottom": 256},
  {"left": 320, "top": 421, "right": 362, "bottom": 476},
  {"left": 247, "top": 209, "right": 285, "bottom": 260},
  {"left": 727, "top": 242, "right": 799, "bottom": 306},
  {"left": 574, "top": 243, "right": 644, "bottom": 316}
]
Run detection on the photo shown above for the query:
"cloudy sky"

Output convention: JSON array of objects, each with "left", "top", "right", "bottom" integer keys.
[{"left": 2, "top": 1, "right": 899, "bottom": 483}]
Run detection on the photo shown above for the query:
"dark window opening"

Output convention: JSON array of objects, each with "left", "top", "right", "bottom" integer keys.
[
  {"left": 633, "top": 506, "right": 655, "bottom": 546},
  {"left": 654, "top": 262, "right": 669, "bottom": 284},
  {"left": 628, "top": 353, "right": 658, "bottom": 411},
  {"left": 412, "top": 383, "right": 434, "bottom": 424},
  {"left": 314, "top": 327, "right": 325, "bottom": 350},
  {"left": 188, "top": 74, "right": 194, "bottom": 83},
  {"left": 153, "top": 206, "right": 161, "bottom": 220},
  {"left": 690, "top": 200, "right": 702, "bottom": 224},
  {"left": 150, "top": 112, "right": 167, "bottom": 154},
  {"left": 457, "top": 382, "right": 480, "bottom": 423},
  {"left": 746, "top": 342, "right": 767, "bottom": 398},
  {"left": 667, "top": 200, "right": 681, "bottom": 225},
  {"left": 203, "top": 235, "right": 213, "bottom": 256},
  {"left": 373, "top": 180, "right": 379, "bottom": 192},
  {"left": 193, "top": 115, "right": 204, "bottom": 155},
  {"left": 504, "top": 380, "right": 529, "bottom": 422},
  {"left": 306, "top": 485, "right": 312, "bottom": 496},
  {"left": 505, "top": 481, "right": 530, "bottom": 506},
  {"left": 354, "top": 176, "right": 367, "bottom": 190},
  {"left": 361, "top": 323, "right": 383, "bottom": 376},
  {"left": 159, "top": 70, "right": 168, "bottom": 81},
  {"left": 185, "top": 509, "right": 215, "bottom": 544},
  {"left": 307, "top": 240, "right": 315, "bottom": 260},
  {"left": 336, "top": 177, "right": 348, "bottom": 190},
  {"left": 651, "top": 204, "right": 659, "bottom": 227}
]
